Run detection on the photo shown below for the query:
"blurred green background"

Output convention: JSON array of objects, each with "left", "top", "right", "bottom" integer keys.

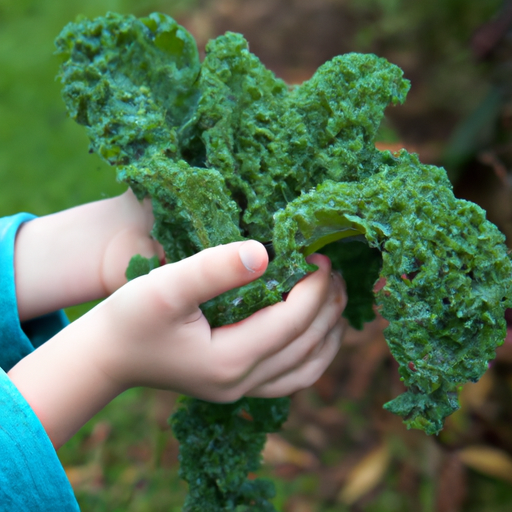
[
  {"left": 2, "top": 0, "right": 512, "bottom": 511},
  {"left": 0, "top": 0, "right": 198, "bottom": 218}
]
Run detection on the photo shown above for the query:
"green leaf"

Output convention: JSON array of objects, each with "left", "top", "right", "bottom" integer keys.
[
  {"left": 56, "top": 11, "right": 512, "bottom": 508},
  {"left": 125, "top": 254, "right": 160, "bottom": 281}
]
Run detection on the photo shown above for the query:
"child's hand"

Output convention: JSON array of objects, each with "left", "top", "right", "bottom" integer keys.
[
  {"left": 9, "top": 241, "right": 346, "bottom": 448},
  {"left": 91, "top": 240, "right": 346, "bottom": 401},
  {"left": 97, "top": 188, "right": 164, "bottom": 294},
  {"left": 14, "top": 189, "right": 163, "bottom": 320}
]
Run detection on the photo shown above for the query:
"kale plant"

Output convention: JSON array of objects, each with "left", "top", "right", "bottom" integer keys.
[{"left": 56, "top": 12, "right": 512, "bottom": 510}]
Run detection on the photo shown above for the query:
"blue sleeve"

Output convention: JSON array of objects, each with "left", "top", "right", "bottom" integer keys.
[
  {"left": 0, "top": 213, "right": 80, "bottom": 511},
  {"left": 0, "top": 213, "right": 69, "bottom": 373}
]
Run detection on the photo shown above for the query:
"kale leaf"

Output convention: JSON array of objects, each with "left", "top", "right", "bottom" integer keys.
[{"left": 56, "top": 12, "right": 512, "bottom": 509}]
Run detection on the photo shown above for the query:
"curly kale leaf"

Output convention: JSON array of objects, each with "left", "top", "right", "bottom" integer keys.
[
  {"left": 171, "top": 397, "right": 289, "bottom": 512},
  {"left": 55, "top": 12, "right": 200, "bottom": 166},
  {"left": 273, "top": 152, "right": 512, "bottom": 434},
  {"left": 321, "top": 240, "right": 383, "bottom": 330},
  {"left": 56, "top": 11, "right": 512, "bottom": 508},
  {"left": 125, "top": 254, "right": 160, "bottom": 281}
]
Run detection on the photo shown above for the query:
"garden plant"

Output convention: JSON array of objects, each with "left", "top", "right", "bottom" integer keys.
[{"left": 54, "top": 11, "right": 512, "bottom": 510}]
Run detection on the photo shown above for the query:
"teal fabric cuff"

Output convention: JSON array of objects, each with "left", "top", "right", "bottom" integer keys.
[
  {"left": 0, "top": 213, "right": 69, "bottom": 372},
  {"left": 0, "top": 213, "right": 79, "bottom": 510}
]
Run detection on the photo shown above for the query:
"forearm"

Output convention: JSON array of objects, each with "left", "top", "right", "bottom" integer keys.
[
  {"left": 14, "top": 190, "right": 157, "bottom": 321},
  {"left": 7, "top": 243, "right": 346, "bottom": 449},
  {"left": 7, "top": 312, "right": 125, "bottom": 450}
]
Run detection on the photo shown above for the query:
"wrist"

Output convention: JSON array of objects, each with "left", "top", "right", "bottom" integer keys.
[{"left": 8, "top": 312, "right": 126, "bottom": 449}]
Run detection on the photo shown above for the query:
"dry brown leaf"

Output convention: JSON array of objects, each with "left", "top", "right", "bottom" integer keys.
[
  {"left": 263, "top": 433, "right": 319, "bottom": 470},
  {"left": 458, "top": 445, "right": 512, "bottom": 484},
  {"left": 337, "top": 443, "right": 390, "bottom": 505}
]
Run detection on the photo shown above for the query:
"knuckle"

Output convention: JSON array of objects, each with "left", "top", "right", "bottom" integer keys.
[
  {"left": 209, "top": 353, "right": 247, "bottom": 387},
  {"left": 144, "top": 268, "right": 175, "bottom": 309}
]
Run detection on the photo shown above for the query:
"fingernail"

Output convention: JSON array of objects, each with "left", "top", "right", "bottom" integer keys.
[{"left": 239, "top": 240, "right": 262, "bottom": 272}]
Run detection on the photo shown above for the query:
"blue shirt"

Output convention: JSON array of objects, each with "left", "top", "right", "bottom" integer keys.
[{"left": 0, "top": 213, "right": 79, "bottom": 510}]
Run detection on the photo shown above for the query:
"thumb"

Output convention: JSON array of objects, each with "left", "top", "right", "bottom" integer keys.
[{"left": 150, "top": 240, "right": 268, "bottom": 312}]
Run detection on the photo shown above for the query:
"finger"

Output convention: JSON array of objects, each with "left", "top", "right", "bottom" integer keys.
[
  {"left": 233, "top": 274, "right": 346, "bottom": 391},
  {"left": 260, "top": 272, "right": 346, "bottom": 380},
  {"left": 148, "top": 240, "right": 268, "bottom": 314},
  {"left": 246, "top": 317, "right": 345, "bottom": 398},
  {"left": 211, "top": 253, "right": 334, "bottom": 362}
]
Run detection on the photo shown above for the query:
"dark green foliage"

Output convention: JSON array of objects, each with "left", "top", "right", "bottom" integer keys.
[
  {"left": 125, "top": 254, "right": 160, "bottom": 281},
  {"left": 55, "top": 11, "right": 512, "bottom": 508},
  {"left": 55, "top": 12, "right": 201, "bottom": 167},
  {"left": 321, "top": 240, "right": 383, "bottom": 329},
  {"left": 274, "top": 155, "right": 512, "bottom": 434},
  {"left": 171, "top": 397, "right": 289, "bottom": 512}
]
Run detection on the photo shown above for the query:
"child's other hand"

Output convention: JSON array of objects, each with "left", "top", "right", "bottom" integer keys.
[
  {"left": 99, "top": 188, "right": 164, "bottom": 294},
  {"left": 91, "top": 241, "right": 347, "bottom": 401},
  {"left": 14, "top": 188, "right": 163, "bottom": 320}
]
